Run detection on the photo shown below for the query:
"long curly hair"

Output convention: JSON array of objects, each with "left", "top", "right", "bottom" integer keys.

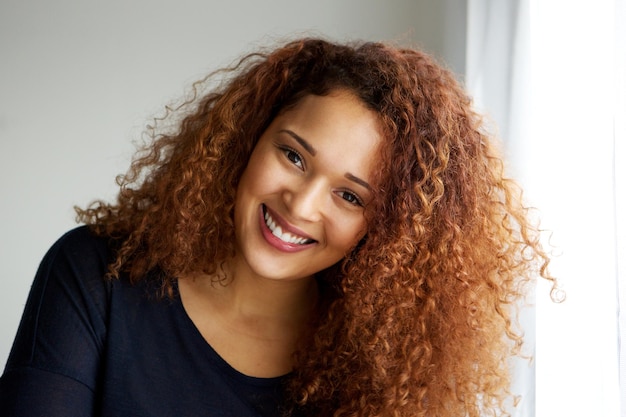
[{"left": 77, "top": 38, "right": 555, "bottom": 417}]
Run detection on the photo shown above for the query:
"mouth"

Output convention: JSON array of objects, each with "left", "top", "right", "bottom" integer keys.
[{"left": 262, "top": 205, "right": 317, "bottom": 245}]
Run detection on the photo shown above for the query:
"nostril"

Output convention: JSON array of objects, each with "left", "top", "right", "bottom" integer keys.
[{"left": 282, "top": 181, "right": 327, "bottom": 223}]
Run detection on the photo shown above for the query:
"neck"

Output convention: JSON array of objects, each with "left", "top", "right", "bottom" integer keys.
[
  {"left": 186, "top": 256, "right": 319, "bottom": 337},
  {"left": 221, "top": 266, "right": 318, "bottom": 326},
  {"left": 177, "top": 257, "right": 320, "bottom": 377}
]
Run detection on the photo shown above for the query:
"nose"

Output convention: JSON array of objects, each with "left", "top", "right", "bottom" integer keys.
[{"left": 283, "top": 178, "right": 328, "bottom": 222}]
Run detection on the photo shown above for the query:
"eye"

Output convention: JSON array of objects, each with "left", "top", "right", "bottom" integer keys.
[
  {"left": 337, "top": 190, "right": 364, "bottom": 207},
  {"left": 277, "top": 145, "right": 304, "bottom": 170}
]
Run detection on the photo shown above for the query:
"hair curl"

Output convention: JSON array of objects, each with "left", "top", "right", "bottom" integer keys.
[{"left": 77, "top": 38, "right": 556, "bottom": 417}]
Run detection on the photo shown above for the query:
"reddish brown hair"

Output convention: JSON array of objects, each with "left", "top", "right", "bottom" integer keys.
[{"left": 77, "top": 38, "right": 555, "bottom": 417}]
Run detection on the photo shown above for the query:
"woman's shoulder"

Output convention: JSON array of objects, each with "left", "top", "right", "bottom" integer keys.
[
  {"left": 33, "top": 225, "right": 117, "bottom": 312},
  {"left": 39, "top": 224, "right": 116, "bottom": 298},
  {"left": 1, "top": 226, "right": 116, "bottom": 397},
  {"left": 51, "top": 225, "right": 113, "bottom": 256},
  {"left": 41, "top": 226, "right": 117, "bottom": 277}
]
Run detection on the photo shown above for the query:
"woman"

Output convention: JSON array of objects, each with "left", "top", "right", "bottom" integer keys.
[{"left": 0, "top": 38, "right": 555, "bottom": 416}]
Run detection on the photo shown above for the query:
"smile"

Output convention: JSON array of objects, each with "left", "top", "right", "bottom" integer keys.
[{"left": 263, "top": 205, "right": 316, "bottom": 245}]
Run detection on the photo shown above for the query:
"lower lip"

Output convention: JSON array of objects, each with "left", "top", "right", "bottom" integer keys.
[{"left": 258, "top": 206, "right": 315, "bottom": 253}]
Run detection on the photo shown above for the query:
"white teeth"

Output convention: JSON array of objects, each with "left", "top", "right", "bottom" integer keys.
[{"left": 264, "top": 209, "right": 310, "bottom": 245}]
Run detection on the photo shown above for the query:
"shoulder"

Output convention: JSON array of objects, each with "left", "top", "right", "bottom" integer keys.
[
  {"left": 48, "top": 225, "right": 113, "bottom": 262},
  {"left": 30, "top": 225, "right": 115, "bottom": 325},
  {"left": 39, "top": 226, "right": 116, "bottom": 284},
  {"left": 38, "top": 225, "right": 117, "bottom": 310},
  {"left": 2, "top": 226, "right": 116, "bottom": 388},
  {"left": 0, "top": 227, "right": 117, "bottom": 411}
]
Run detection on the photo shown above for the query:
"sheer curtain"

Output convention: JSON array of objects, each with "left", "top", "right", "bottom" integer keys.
[
  {"left": 617, "top": 4, "right": 626, "bottom": 415},
  {"left": 466, "top": 2, "right": 534, "bottom": 416},
  {"left": 465, "top": 1, "right": 624, "bottom": 416}
]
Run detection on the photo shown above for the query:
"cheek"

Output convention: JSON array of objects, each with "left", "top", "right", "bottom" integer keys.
[
  {"left": 329, "top": 217, "right": 368, "bottom": 251},
  {"left": 237, "top": 159, "right": 271, "bottom": 200},
  {"left": 241, "top": 153, "right": 283, "bottom": 194}
]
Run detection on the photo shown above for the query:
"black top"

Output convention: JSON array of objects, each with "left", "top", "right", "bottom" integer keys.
[{"left": 0, "top": 227, "right": 290, "bottom": 417}]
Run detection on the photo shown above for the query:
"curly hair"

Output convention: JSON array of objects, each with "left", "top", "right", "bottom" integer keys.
[{"left": 77, "top": 38, "right": 555, "bottom": 417}]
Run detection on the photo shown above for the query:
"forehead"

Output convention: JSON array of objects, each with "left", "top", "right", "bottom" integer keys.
[
  {"left": 269, "top": 92, "right": 383, "bottom": 176},
  {"left": 276, "top": 92, "right": 381, "bottom": 151}
]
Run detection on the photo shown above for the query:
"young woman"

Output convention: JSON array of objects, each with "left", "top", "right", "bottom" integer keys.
[{"left": 0, "top": 38, "right": 556, "bottom": 416}]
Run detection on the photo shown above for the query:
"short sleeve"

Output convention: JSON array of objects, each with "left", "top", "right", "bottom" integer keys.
[{"left": 0, "top": 227, "right": 112, "bottom": 416}]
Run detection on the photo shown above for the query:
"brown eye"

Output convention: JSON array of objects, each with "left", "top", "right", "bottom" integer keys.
[
  {"left": 338, "top": 190, "right": 364, "bottom": 207},
  {"left": 277, "top": 144, "right": 304, "bottom": 170},
  {"left": 286, "top": 150, "right": 303, "bottom": 167}
]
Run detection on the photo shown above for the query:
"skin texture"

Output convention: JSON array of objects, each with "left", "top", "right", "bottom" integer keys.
[{"left": 233, "top": 91, "right": 381, "bottom": 283}]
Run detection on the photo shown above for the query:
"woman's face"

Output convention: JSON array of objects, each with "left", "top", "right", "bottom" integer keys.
[{"left": 233, "top": 91, "right": 382, "bottom": 282}]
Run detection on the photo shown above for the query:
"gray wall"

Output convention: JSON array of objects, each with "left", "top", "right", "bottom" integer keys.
[{"left": 0, "top": 0, "right": 467, "bottom": 367}]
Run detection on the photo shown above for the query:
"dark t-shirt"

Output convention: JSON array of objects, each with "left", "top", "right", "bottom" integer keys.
[{"left": 0, "top": 227, "right": 290, "bottom": 416}]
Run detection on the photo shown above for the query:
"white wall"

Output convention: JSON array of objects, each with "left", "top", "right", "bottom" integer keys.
[{"left": 0, "top": 0, "right": 467, "bottom": 368}]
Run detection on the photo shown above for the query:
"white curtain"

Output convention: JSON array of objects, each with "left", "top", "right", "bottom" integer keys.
[
  {"left": 465, "top": 1, "right": 624, "bottom": 416},
  {"left": 466, "top": 2, "right": 534, "bottom": 416},
  {"left": 617, "top": 4, "right": 626, "bottom": 415}
]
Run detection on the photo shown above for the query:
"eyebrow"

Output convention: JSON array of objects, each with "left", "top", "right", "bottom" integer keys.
[
  {"left": 279, "top": 129, "right": 317, "bottom": 156},
  {"left": 279, "top": 129, "right": 373, "bottom": 191},
  {"left": 345, "top": 173, "right": 373, "bottom": 191}
]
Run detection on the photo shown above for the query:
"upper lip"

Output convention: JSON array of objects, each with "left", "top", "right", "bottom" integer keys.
[{"left": 263, "top": 204, "right": 317, "bottom": 243}]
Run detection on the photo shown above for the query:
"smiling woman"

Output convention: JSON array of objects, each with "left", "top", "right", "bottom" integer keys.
[
  {"left": 234, "top": 92, "right": 380, "bottom": 281},
  {"left": 0, "top": 38, "right": 556, "bottom": 417}
]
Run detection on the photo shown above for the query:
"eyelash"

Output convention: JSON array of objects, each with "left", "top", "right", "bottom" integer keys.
[
  {"left": 337, "top": 190, "right": 364, "bottom": 207},
  {"left": 275, "top": 143, "right": 364, "bottom": 207},
  {"left": 277, "top": 144, "right": 304, "bottom": 170}
]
